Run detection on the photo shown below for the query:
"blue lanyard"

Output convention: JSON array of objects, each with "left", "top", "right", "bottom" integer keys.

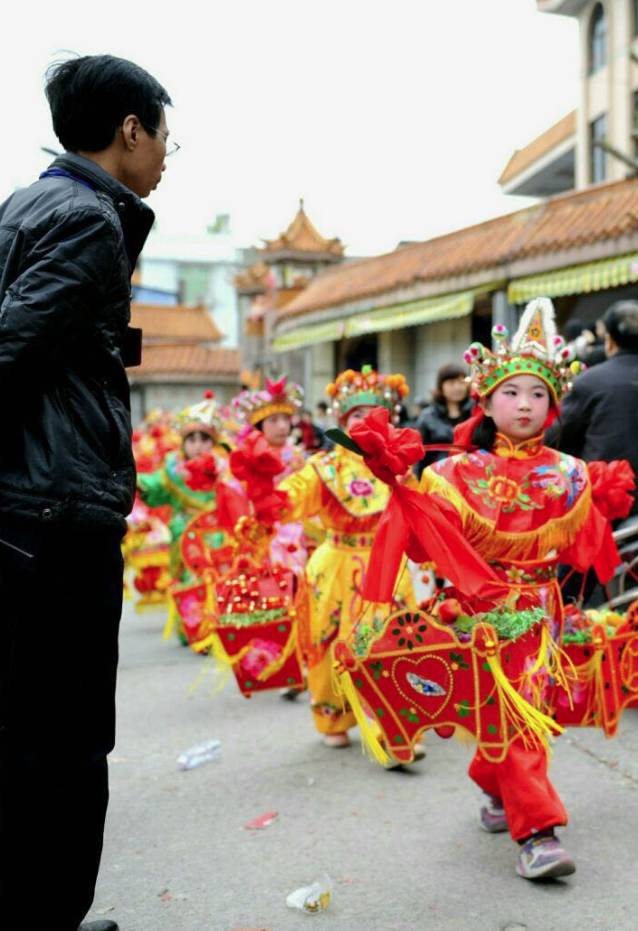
[{"left": 39, "top": 168, "right": 95, "bottom": 192}]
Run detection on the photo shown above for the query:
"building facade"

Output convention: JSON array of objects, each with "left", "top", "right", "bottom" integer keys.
[
  {"left": 265, "top": 1, "right": 638, "bottom": 409},
  {"left": 139, "top": 214, "right": 241, "bottom": 348},
  {"left": 128, "top": 303, "right": 240, "bottom": 424}
]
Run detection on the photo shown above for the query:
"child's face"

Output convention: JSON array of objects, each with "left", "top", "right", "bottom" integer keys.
[
  {"left": 261, "top": 413, "right": 292, "bottom": 447},
  {"left": 183, "top": 431, "right": 214, "bottom": 460},
  {"left": 482, "top": 375, "right": 551, "bottom": 441}
]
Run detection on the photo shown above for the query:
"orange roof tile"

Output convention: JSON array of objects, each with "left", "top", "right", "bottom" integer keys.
[
  {"left": 132, "top": 344, "right": 240, "bottom": 378},
  {"left": 131, "top": 304, "right": 224, "bottom": 343},
  {"left": 234, "top": 261, "right": 272, "bottom": 294},
  {"left": 279, "top": 176, "right": 638, "bottom": 319},
  {"left": 499, "top": 111, "right": 576, "bottom": 186},
  {"left": 261, "top": 199, "right": 344, "bottom": 258}
]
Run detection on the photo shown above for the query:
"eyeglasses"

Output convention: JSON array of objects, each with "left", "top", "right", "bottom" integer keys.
[{"left": 141, "top": 123, "right": 181, "bottom": 156}]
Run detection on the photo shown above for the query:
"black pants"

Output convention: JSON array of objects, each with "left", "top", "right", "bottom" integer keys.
[{"left": 0, "top": 517, "right": 123, "bottom": 931}]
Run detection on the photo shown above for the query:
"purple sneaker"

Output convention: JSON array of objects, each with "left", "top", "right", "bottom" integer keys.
[
  {"left": 516, "top": 834, "right": 576, "bottom": 881},
  {"left": 479, "top": 795, "right": 508, "bottom": 833}
]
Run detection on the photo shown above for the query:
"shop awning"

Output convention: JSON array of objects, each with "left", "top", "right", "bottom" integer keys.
[
  {"left": 508, "top": 253, "right": 638, "bottom": 304},
  {"left": 273, "top": 285, "right": 498, "bottom": 352},
  {"left": 272, "top": 318, "right": 345, "bottom": 353},
  {"left": 344, "top": 289, "right": 478, "bottom": 338}
]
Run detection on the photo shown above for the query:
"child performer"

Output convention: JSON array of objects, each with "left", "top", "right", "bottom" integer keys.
[
  {"left": 137, "top": 392, "right": 237, "bottom": 641},
  {"left": 351, "top": 300, "right": 633, "bottom": 879},
  {"left": 232, "top": 376, "right": 308, "bottom": 575},
  {"left": 275, "top": 367, "right": 417, "bottom": 747}
]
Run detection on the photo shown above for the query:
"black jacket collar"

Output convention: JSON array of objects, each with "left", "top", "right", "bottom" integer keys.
[{"left": 50, "top": 153, "right": 155, "bottom": 268}]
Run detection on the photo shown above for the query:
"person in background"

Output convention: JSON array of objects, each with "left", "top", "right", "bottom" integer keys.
[
  {"left": 548, "top": 300, "right": 638, "bottom": 517},
  {"left": 414, "top": 363, "right": 473, "bottom": 478},
  {"left": 294, "top": 408, "right": 322, "bottom": 452},
  {"left": 563, "top": 317, "right": 606, "bottom": 367},
  {"left": 0, "top": 54, "right": 172, "bottom": 931}
]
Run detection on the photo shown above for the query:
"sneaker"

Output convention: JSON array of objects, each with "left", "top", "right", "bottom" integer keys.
[
  {"left": 383, "top": 741, "right": 426, "bottom": 770},
  {"left": 323, "top": 732, "right": 351, "bottom": 748},
  {"left": 413, "top": 741, "right": 426, "bottom": 762},
  {"left": 480, "top": 794, "right": 508, "bottom": 833},
  {"left": 279, "top": 686, "right": 303, "bottom": 701},
  {"left": 516, "top": 833, "right": 576, "bottom": 881}
]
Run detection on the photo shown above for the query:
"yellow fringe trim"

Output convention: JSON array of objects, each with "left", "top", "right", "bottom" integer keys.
[
  {"left": 423, "top": 468, "right": 591, "bottom": 561},
  {"left": 333, "top": 669, "right": 391, "bottom": 767},
  {"left": 188, "top": 632, "right": 232, "bottom": 695},
  {"left": 163, "top": 598, "right": 178, "bottom": 641},
  {"left": 193, "top": 626, "right": 298, "bottom": 682},
  {"left": 483, "top": 645, "right": 563, "bottom": 751}
]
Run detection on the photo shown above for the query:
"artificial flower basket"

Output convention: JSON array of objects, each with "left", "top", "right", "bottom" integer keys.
[
  {"left": 170, "top": 508, "right": 238, "bottom": 644},
  {"left": 548, "top": 599, "right": 638, "bottom": 734},
  {"left": 333, "top": 605, "right": 561, "bottom": 767},
  {"left": 193, "top": 554, "right": 306, "bottom": 698}
]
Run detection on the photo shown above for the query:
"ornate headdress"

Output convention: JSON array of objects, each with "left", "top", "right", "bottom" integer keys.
[
  {"left": 174, "top": 390, "right": 223, "bottom": 439},
  {"left": 463, "top": 298, "right": 583, "bottom": 403},
  {"left": 326, "top": 365, "right": 410, "bottom": 423},
  {"left": 232, "top": 376, "right": 304, "bottom": 426}
]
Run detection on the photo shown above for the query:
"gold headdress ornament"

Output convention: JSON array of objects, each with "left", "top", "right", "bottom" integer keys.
[
  {"left": 463, "top": 297, "right": 583, "bottom": 403},
  {"left": 232, "top": 376, "right": 304, "bottom": 426},
  {"left": 174, "top": 390, "right": 223, "bottom": 439},
  {"left": 325, "top": 364, "right": 410, "bottom": 423}
]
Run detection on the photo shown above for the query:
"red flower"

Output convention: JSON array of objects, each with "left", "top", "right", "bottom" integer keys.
[
  {"left": 265, "top": 375, "right": 288, "bottom": 398},
  {"left": 349, "top": 407, "right": 424, "bottom": 485},
  {"left": 588, "top": 460, "right": 635, "bottom": 521},
  {"left": 182, "top": 452, "right": 218, "bottom": 492},
  {"left": 230, "top": 429, "right": 285, "bottom": 485}
]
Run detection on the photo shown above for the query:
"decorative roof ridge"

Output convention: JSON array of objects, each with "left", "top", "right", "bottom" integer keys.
[{"left": 261, "top": 199, "right": 344, "bottom": 256}]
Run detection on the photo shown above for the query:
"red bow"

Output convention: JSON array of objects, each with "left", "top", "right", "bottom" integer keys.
[
  {"left": 230, "top": 429, "right": 288, "bottom": 526},
  {"left": 346, "top": 409, "right": 501, "bottom": 603},
  {"left": 182, "top": 452, "right": 219, "bottom": 492},
  {"left": 587, "top": 460, "right": 635, "bottom": 522},
  {"left": 349, "top": 407, "right": 424, "bottom": 485}
]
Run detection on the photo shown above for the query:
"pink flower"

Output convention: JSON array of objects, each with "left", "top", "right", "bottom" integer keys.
[
  {"left": 350, "top": 478, "right": 374, "bottom": 497},
  {"left": 240, "top": 638, "right": 282, "bottom": 677}
]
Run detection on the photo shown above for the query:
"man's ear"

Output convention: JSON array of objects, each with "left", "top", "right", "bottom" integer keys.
[{"left": 120, "top": 114, "right": 140, "bottom": 151}]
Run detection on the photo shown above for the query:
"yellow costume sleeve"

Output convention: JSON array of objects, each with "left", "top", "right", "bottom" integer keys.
[{"left": 278, "top": 461, "right": 323, "bottom": 523}]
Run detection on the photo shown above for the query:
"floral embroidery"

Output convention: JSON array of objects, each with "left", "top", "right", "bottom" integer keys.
[
  {"left": 349, "top": 478, "right": 374, "bottom": 498},
  {"left": 465, "top": 463, "right": 543, "bottom": 513},
  {"left": 531, "top": 454, "right": 587, "bottom": 507},
  {"left": 311, "top": 700, "right": 343, "bottom": 720}
]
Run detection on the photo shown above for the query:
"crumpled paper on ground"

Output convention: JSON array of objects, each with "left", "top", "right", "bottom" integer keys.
[{"left": 286, "top": 874, "right": 333, "bottom": 914}]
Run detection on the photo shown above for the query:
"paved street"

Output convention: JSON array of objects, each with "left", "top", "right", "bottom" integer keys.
[{"left": 86, "top": 601, "right": 638, "bottom": 931}]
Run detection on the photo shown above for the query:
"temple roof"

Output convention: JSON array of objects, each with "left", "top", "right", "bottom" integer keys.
[
  {"left": 260, "top": 199, "right": 344, "bottom": 261},
  {"left": 233, "top": 261, "right": 272, "bottom": 295},
  {"left": 130, "top": 303, "right": 224, "bottom": 344},
  {"left": 278, "top": 174, "right": 638, "bottom": 319}
]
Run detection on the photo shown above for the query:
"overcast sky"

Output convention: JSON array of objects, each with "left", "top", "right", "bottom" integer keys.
[{"left": 2, "top": 0, "right": 579, "bottom": 256}]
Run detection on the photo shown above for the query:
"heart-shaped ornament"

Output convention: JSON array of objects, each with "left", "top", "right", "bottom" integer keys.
[{"left": 392, "top": 655, "right": 453, "bottom": 720}]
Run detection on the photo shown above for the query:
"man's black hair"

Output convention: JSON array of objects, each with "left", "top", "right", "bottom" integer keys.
[
  {"left": 45, "top": 54, "right": 172, "bottom": 153},
  {"left": 602, "top": 300, "right": 638, "bottom": 352}
]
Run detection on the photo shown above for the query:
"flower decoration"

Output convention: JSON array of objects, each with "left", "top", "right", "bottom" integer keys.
[
  {"left": 327, "top": 364, "right": 410, "bottom": 423},
  {"left": 232, "top": 375, "right": 304, "bottom": 426}
]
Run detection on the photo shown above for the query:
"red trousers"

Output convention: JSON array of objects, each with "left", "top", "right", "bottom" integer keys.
[{"left": 469, "top": 740, "right": 568, "bottom": 841}]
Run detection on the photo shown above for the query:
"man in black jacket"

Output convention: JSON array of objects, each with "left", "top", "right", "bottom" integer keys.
[
  {"left": 0, "top": 56, "right": 172, "bottom": 931},
  {"left": 547, "top": 300, "right": 638, "bottom": 515}
]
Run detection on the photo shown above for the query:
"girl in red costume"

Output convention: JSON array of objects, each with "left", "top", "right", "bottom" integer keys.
[{"left": 349, "top": 298, "right": 633, "bottom": 880}]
